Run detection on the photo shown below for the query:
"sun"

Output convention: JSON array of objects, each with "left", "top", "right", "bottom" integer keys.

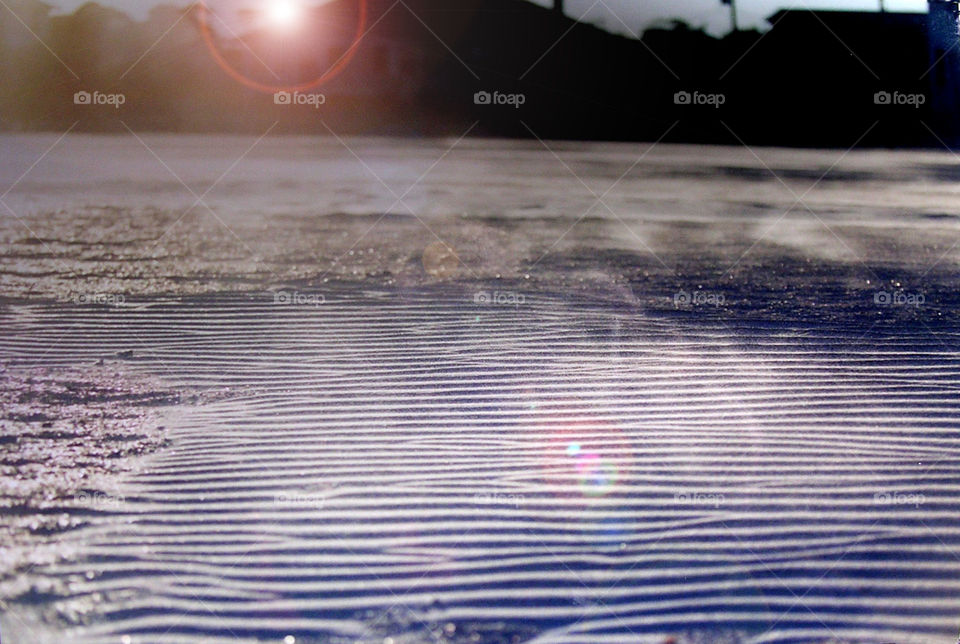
[{"left": 265, "top": 0, "right": 303, "bottom": 28}]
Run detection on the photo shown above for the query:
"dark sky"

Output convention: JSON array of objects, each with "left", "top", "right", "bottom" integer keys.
[{"left": 47, "top": 0, "right": 926, "bottom": 34}]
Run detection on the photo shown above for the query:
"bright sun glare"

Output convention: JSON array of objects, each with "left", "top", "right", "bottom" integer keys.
[{"left": 265, "top": 0, "right": 302, "bottom": 28}]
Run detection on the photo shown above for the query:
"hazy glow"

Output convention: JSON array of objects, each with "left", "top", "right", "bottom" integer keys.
[
  {"left": 265, "top": 0, "right": 302, "bottom": 28},
  {"left": 38, "top": 0, "right": 931, "bottom": 35},
  {"left": 538, "top": 418, "right": 627, "bottom": 500},
  {"left": 572, "top": 447, "right": 619, "bottom": 496}
]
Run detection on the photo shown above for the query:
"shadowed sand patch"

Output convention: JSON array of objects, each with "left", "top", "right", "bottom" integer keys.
[{"left": 0, "top": 362, "right": 234, "bottom": 605}]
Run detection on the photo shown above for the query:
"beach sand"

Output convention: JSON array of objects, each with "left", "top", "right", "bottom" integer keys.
[{"left": 1, "top": 135, "right": 959, "bottom": 642}]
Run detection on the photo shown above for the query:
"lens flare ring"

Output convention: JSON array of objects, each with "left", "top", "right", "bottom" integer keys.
[
  {"left": 538, "top": 418, "right": 628, "bottom": 500},
  {"left": 196, "top": 0, "right": 368, "bottom": 94},
  {"left": 573, "top": 450, "right": 619, "bottom": 497}
]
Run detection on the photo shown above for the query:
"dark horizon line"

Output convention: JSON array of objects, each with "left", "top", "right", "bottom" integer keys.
[{"left": 34, "top": 0, "right": 929, "bottom": 41}]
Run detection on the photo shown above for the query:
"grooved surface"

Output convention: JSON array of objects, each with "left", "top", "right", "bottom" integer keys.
[{"left": 2, "top": 291, "right": 959, "bottom": 643}]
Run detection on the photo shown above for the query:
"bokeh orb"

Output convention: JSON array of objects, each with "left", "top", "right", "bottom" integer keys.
[
  {"left": 538, "top": 417, "right": 631, "bottom": 499},
  {"left": 421, "top": 241, "right": 460, "bottom": 278}
]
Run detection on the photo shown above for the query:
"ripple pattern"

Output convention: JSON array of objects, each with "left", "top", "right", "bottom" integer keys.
[{"left": 1, "top": 291, "right": 959, "bottom": 644}]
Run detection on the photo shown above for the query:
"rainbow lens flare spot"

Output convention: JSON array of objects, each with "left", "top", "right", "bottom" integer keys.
[
  {"left": 572, "top": 450, "right": 618, "bottom": 496},
  {"left": 539, "top": 420, "right": 627, "bottom": 499}
]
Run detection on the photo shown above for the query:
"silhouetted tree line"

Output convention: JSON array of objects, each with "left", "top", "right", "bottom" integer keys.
[{"left": 0, "top": 0, "right": 953, "bottom": 146}]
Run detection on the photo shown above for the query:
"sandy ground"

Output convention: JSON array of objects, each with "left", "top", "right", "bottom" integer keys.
[
  {"left": 0, "top": 136, "right": 958, "bottom": 313},
  {"left": 0, "top": 136, "right": 959, "bottom": 642},
  {"left": 0, "top": 365, "right": 189, "bottom": 593},
  {"left": 0, "top": 365, "right": 171, "bottom": 618}
]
